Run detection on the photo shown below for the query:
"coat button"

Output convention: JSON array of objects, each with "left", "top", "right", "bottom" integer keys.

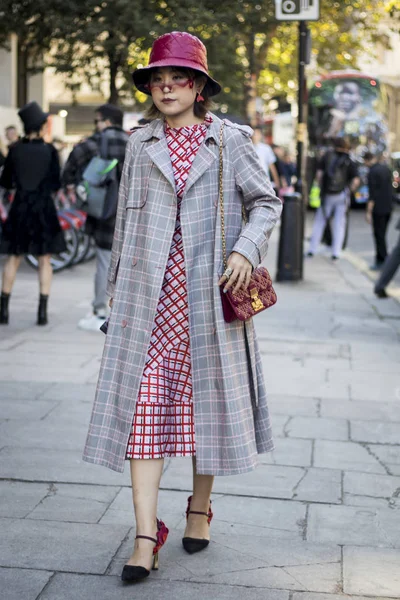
[
  {"left": 121, "top": 320, "right": 127, "bottom": 328},
  {"left": 132, "top": 257, "right": 138, "bottom": 266},
  {"left": 212, "top": 327, "right": 216, "bottom": 334}
]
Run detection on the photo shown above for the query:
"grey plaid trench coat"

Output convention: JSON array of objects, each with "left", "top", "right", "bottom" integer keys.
[{"left": 83, "top": 114, "right": 282, "bottom": 475}]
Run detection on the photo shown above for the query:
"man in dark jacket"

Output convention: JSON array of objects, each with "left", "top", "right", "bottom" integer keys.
[
  {"left": 364, "top": 152, "right": 393, "bottom": 270},
  {"left": 63, "top": 104, "right": 129, "bottom": 330}
]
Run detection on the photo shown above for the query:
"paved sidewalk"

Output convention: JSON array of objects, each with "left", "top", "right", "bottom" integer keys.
[{"left": 0, "top": 230, "right": 400, "bottom": 600}]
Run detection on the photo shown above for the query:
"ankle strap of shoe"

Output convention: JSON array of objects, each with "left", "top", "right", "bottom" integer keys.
[
  {"left": 135, "top": 535, "right": 157, "bottom": 544},
  {"left": 188, "top": 510, "right": 209, "bottom": 517}
]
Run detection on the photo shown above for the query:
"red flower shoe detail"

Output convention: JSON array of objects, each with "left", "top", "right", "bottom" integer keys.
[{"left": 185, "top": 495, "right": 213, "bottom": 525}]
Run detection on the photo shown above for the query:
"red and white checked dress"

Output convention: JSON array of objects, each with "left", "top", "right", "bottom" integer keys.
[{"left": 126, "top": 115, "right": 212, "bottom": 460}]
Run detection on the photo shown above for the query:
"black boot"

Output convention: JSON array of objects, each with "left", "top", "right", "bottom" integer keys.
[
  {"left": 0, "top": 292, "right": 10, "bottom": 325},
  {"left": 37, "top": 294, "right": 49, "bottom": 326}
]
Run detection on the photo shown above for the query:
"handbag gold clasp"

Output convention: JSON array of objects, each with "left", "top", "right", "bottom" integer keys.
[{"left": 250, "top": 288, "right": 264, "bottom": 312}]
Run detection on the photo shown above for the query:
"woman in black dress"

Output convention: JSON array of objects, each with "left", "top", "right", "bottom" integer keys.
[{"left": 0, "top": 102, "right": 66, "bottom": 326}]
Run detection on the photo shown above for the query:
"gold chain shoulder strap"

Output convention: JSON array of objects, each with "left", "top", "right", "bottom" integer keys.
[{"left": 218, "top": 123, "right": 247, "bottom": 271}]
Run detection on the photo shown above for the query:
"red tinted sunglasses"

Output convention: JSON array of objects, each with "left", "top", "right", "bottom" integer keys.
[{"left": 144, "top": 78, "right": 194, "bottom": 92}]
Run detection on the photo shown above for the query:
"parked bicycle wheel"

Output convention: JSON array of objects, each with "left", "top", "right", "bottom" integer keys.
[
  {"left": 60, "top": 208, "right": 91, "bottom": 266},
  {"left": 73, "top": 230, "right": 91, "bottom": 265},
  {"left": 84, "top": 236, "right": 97, "bottom": 262},
  {"left": 25, "top": 212, "right": 79, "bottom": 272}
]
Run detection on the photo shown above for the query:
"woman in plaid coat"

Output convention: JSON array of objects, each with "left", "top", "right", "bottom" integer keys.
[{"left": 83, "top": 32, "right": 282, "bottom": 582}]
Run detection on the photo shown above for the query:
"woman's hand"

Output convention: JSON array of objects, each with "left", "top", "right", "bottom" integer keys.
[{"left": 218, "top": 252, "right": 252, "bottom": 294}]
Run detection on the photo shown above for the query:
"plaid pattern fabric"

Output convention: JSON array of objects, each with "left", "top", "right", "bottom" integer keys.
[
  {"left": 126, "top": 117, "right": 209, "bottom": 459},
  {"left": 83, "top": 113, "right": 282, "bottom": 475},
  {"left": 63, "top": 126, "right": 129, "bottom": 250}
]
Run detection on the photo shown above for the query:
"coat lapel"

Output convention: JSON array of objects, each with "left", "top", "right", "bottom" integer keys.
[
  {"left": 145, "top": 137, "right": 176, "bottom": 192},
  {"left": 182, "top": 140, "right": 217, "bottom": 198}
]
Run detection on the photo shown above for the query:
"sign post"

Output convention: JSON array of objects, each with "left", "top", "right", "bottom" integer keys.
[
  {"left": 275, "top": 0, "right": 319, "bottom": 194},
  {"left": 275, "top": 0, "right": 319, "bottom": 282}
]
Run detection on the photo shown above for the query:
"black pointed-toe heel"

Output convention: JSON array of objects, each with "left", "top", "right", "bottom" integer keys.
[
  {"left": 121, "top": 519, "right": 168, "bottom": 584},
  {"left": 182, "top": 495, "right": 213, "bottom": 554}
]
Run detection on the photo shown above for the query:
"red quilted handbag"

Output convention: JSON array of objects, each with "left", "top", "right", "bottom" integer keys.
[
  {"left": 218, "top": 124, "right": 277, "bottom": 323},
  {"left": 220, "top": 267, "right": 277, "bottom": 323}
]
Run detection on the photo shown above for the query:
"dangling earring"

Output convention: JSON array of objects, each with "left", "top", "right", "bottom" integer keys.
[{"left": 196, "top": 91, "right": 205, "bottom": 102}]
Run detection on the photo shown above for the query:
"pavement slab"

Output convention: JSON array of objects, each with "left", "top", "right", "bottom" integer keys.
[
  {"left": 267, "top": 395, "right": 319, "bottom": 417},
  {"left": 99, "top": 488, "right": 193, "bottom": 529},
  {"left": 26, "top": 483, "right": 120, "bottom": 523},
  {"left": 0, "top": 381, "right": 53, "bottom": 401},
  {"left": 292, "top": 594, "right": 391, "bottom": 600},
  {"left": 0, "top": 518, "right": 129, "bottom": 574},
  {"left": 0, "top": 567, "right": 53, "bottom": 600},
  {"left": 38, "top": 574, "right": 290, "bottom": 600},
  {"left": 344, "top": 546, "right": 400, "bottom": 597},
  {"left": 161, "top": 457, "right": 308, "bottom": 500},
  {"left": 343, "top": 471, "right": 400, "bottom": 508},
  {"left": 307, "top": 504, "right": 400, "bottom": 548},
  {"left": 286, "top": 416, "right": 349, "bottom": 441},
  {"left": 0, "top": 398, "right": 59, "bottom": 420},
  {"left": 0, "top": 446, "right": 130, "bottom": 486},
  {"left": 350, "top": 420, "right": 400, "bottom": 444},
  {"left": 1, "top": 220, "right": 400, "bottom": 598},
  {"left": 320, "top": 399, "right": 400, "bottom": 422},
  {"left": 313, "top": 440, "right": 388, "bottom": 473},
  {"left": 291, "top": 467, "right": 342, "bottom": 504},
  {"left": 259, "top": 437, "right": 313, "bottom": 467},
  {"left": 0, "top": 481, "right": 49, "bottom": 518}
]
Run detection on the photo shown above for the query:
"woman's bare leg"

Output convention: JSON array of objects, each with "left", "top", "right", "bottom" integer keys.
[
  {"left": 1, "top": 255, "right": 22, "bottom": 294},
  {"left": 184, "top": 456, "right": 214, "bottom": 540},
  {"left": 127, "top": 458, "right": 164, "bottom": 570},
  {"left": 37, "top": 254, "right": 52, "bottom": 295}
]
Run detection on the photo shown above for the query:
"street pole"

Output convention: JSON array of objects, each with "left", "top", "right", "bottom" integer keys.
[{"left": 295, "top": 19, "right": 307, "bottom": 196}]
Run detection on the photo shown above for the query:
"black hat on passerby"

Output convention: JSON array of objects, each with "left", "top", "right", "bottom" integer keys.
[
  {"left": 18, "top": 101, "right": 49, "bottom": 133},
  {"left": 96, "top": 104, "right": 124, "bottom": 127}
]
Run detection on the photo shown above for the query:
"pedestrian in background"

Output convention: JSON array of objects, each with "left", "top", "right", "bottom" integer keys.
[
  {"left": 363, "top": 152, "right": 393, "bottom": 271},
  {"left": 0, "top": 102, "right": 66, "bottom": 326},
  {"left": 308, "top": 138, "right": 360, "bottom": 260},
  {"left": 373, "top": 216, "right": 400, "bottom": 298},
  {"left": 281, "top": 148, "right": 296, "bottom": 188},
  {"left": 5, "top": 125, "right": 20, "bottom": 150},
  {"left": 83, "top": 31, "right": 281, "bottom": 584},
  {"left": 271, "top": 144, "right": 290, "bottom": 190},
  {"left": 252, "top": 126, "right": 280, "bottom": 190},
  {"left": 62, "top": 104, "right": 129, "bottom": 331}
]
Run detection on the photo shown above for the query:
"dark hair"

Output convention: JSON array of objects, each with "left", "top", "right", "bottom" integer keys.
[
  {"left": 333, "top": 137, "right": 351, "bottom": 151},
  {"left": 96, "top": 103, "right": 124, "bottom": 127},
  {"left": 25, "top": 120, "right": 47, "bottom": 136},
  {"left": 6, "top": 125, "right": 17, "bottom": 131},
  {"left": 144, "top": 68, "right": 212, "bottom": 120},
  {"left": 363, "top": 152, "right": 374, "bottom": 161}
]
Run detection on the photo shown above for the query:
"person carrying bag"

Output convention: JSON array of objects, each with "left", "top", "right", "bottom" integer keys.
[
  {"left": 62, "top": 103, "right": 129, "bottom": 330},
  {"left": 76, "top": 132, "right": 119, "bottom": 220}
]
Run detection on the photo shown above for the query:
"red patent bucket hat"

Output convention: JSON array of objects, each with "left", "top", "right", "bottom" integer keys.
[{"left": 132, "top": 31, "right": 221, "bottom": 97}]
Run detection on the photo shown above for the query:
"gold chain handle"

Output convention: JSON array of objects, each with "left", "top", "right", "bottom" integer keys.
[{"left": 219, "top": 123, "right": 247, "bottom": 272}]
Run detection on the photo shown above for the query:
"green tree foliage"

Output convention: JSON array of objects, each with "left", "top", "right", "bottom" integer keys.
[{"left": 0, "top": 0, "right": 390, "bottom": 113}]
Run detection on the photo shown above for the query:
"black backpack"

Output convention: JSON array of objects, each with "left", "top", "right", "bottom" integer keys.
[{"left": 325, "top": 151, "right": 350, "bottom": 194}]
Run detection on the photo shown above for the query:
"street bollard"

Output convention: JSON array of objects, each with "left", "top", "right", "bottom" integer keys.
[{"left": 276, "top": 192, "right": 304, "bottom": 282}]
